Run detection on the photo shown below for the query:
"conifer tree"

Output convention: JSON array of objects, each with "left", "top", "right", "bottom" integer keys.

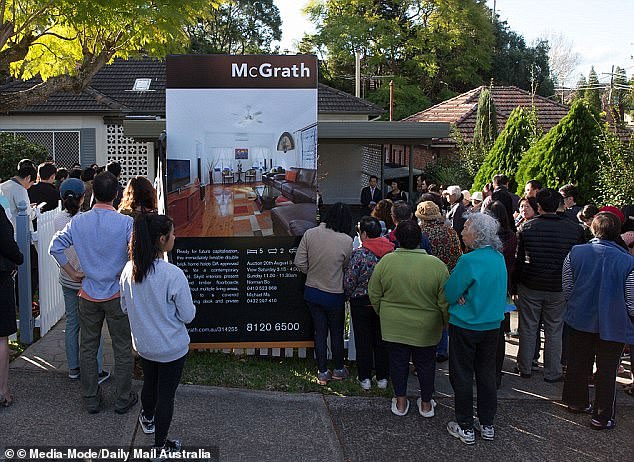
[
  {"left": 473, "top": 88, "right": 499, "bottom": 153},
  {"left": 584, "top": 66, "right": 602, "bottom": 114},
  {"left": 472, "top": 107, "right": 533, "bottom": 192},
  {"left": 574, "top": 74, "right": 587, "bottom": 101},
  {"left": 515, "top": 100, "right": 601, "bottom": 202}
]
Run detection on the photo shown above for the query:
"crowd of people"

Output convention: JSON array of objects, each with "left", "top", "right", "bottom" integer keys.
[
  {"left": 0, "top": 159, "right": 192, "bottom": 455},
  {"left": 1, "top": 157, "right": 633, "bottom": 449},
  {"left": 295, "top": 173, "right": 633, "bottom": 444}
]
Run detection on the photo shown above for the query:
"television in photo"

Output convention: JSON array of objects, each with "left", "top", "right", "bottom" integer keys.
[{"left": 167, "top": 159, "right": 190, "bottom": 192}]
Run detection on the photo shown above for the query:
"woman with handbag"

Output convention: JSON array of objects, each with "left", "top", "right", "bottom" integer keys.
[{"left": 0, "top": 205, "right": 24, "bottom": 407}]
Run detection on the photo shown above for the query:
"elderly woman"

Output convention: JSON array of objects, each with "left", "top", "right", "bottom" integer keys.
[
  {"left": 295, "top": 203, "right": 353, "bottom": 385},
  {"left": 444, "top": 213, "right": 507, "bottom": 444},
  {"left": 415, "top": 201, "right": 462, "bottom": 272},
  {"left": 344, "top": 216, "right": 394, "bottom": 390},
  {"left": 416, "top": 200, "right": 463, "bottom": 362},
  {"left": 561, "top": 212, "right": 634, "bottom": 429},
  {"left": 369, "top": 220, "right": 449, "bottom": 417}
]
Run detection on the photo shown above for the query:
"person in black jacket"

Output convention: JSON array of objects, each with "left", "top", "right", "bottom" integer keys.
[
  {"left": 28, "top": 162, "right": 59, "bottom": 213},
  {"left": 360, "top": 176, "right": 382, "bottom": 212},
  {"left": 513, "top": 188, "right": 584, "bottom": 383},
  {"left": 0, "top": 206, "right": 24, "bottom": 407}
]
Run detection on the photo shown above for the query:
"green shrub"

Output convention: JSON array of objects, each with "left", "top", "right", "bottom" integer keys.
[
  {"left": 514, "top": 100, "right": 601, "bottom": 202},
  {"left": 423, "top": 156, "right": 473, "bottom": 190},
  {"left": 596, "top": 129, "right": 634, "bottom": 206},
  {"left": 472, "top": 106, "right": 534, "bottom": 192},
  {"left": 0, "top": 133, "right": 48, "bottom": 182}
]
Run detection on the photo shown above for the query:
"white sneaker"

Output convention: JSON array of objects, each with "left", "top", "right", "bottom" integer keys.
[
  {"left": 473, "top": 417, "right": 495, "bottom": 440},
  {"left": 359, "top": 378, "right": 371, "bottom": 390},
  {"left": 417, "top": 398, "right": 436, "bottom": 418},
  {"left": 391, "top": 398, "right": 409, "bottom": 416},
  {"left": 447, "top": 421, "right": 476, "bottom": 445},
  {"left": 376, "top": 378, "right": 388, "bottom": 389}
]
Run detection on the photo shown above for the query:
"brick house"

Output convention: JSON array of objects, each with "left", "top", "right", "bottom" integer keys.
[{"left": 396, "top": 85, "right": 571, "bottom": 172}]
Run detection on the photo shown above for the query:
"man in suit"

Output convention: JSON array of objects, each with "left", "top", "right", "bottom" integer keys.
[{"left": 360, "top": 175, "right": 381, "bottom": 211}]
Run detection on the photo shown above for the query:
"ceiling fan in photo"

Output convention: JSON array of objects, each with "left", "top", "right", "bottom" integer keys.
[{"left": 233, "top": 105, "right": 264, "bottom": 127}]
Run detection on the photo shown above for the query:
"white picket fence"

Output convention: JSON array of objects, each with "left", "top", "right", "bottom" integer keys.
[{"left": 32, "top": 204, "right": 65, "bottom": 336}]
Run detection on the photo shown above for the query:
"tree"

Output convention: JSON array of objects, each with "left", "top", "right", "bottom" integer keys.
[
  {"left": 0, "top": 0, "right": 217, "bottom": 111},
  {"left": 304, "top": 0, "right": 495, "bottom": 98},
  {"left": 596, "top": 128, "right": 634, "bottom": 206},
  {"left": 610, "top": 66, "right": 628, "bottom": 124},
  {"left": 472, "top": 87, "right": 498, "bottom": 153},
  {"left": 365, "top": 77, "right": 431, "bottom": 120},
  {"left": 514, "top": 100, "right": 602, "bottom": 202},
  {"left": 573, "top": 74, "right": 587, "bottom": 102},
  {"left": 187, "top": 0, "right": 281, "bottom": 54},
  {"left": 472, "top": 106, "right": 534, "bottom": 192},
  {"left": 545, "top": 33, "right": 580, "bottom": 88},
  {"left": 0, "top": 133, "right": 48, "bottom": 182},
  {"left": 489, "top": 19, "right": 554, "bottom": 97},
  {"left": 584, "top": 66, "right": 603, "bottom": 114}
]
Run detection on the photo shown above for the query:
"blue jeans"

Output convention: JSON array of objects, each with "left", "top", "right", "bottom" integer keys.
[{"left": 62, "top": 286, "right": 104, "bottom": 372}]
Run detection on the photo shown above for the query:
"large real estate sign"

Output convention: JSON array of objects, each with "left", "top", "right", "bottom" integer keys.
[{"left": 166, "top": 55, "right": 318, "bottom": 347}]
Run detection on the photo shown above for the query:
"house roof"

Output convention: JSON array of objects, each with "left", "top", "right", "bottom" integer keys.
[
  {"left": 404, "top": 85, "right": 570, "bottom": 143},
  {"left": 1, "top": 58, "right": 385, "bottom": 117},
  {"left": 318, "top": 83, "right": 384, "bottom": 116}
]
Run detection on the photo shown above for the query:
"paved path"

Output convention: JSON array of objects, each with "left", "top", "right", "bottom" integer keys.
[{"left": 3, "top": 316, "right": 633, "bottom": 461}]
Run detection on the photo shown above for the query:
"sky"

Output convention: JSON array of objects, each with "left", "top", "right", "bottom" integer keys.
[{"left": 274, "top": 0, "right": 634, "bottom": 87}]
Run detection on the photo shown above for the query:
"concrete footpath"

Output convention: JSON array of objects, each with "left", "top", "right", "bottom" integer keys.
[{"left": 2, "top": 318, "right": 633, "bottom": 462}]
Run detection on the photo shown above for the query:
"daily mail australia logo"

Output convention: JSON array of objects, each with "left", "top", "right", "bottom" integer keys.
[{"left": 232, "top": 62, "right": 311, "bottom": 79}]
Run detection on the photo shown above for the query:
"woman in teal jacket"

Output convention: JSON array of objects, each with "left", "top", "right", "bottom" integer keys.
[{"left": 444, "top": 213, "right": 507, "bottom": 445}]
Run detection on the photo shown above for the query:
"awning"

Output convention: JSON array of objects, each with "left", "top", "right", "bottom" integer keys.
[{"left": 122, "top": 118, "right": 450, "bottom": 144}]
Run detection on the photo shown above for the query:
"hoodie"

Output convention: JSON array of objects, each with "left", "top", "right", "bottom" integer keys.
[{"left": 344, "top": 237, "right": 394, "bottom": 302}]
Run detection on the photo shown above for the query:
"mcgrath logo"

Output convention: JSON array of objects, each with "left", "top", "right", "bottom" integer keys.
[{"left": 231, "top": 62, "right": 311, "bottom": 79}]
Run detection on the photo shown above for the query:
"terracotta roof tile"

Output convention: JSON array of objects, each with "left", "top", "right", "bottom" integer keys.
[{"left": 405, "top": 86, "right": 570, "bottom": 143}]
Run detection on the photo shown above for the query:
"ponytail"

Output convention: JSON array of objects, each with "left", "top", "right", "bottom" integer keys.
[
  {"left": 129, "top": 213, "right": 173, "bottom": 283},
  {"left": 62, "top": 193, "right": 83, "bottom": 217}
]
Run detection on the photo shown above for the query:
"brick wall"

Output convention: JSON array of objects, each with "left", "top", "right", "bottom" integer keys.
[{"left": 360, "top": 144, "right": 382, "bottom": 188}]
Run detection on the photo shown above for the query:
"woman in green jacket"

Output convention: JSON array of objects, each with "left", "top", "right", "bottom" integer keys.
[{"left": 369, "top": 220, "right": 449, "bottom": 417}]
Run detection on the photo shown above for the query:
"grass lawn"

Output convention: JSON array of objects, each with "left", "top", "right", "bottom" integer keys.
[{"left": 181, "top": 350, "right": 393, "bottom": 397}]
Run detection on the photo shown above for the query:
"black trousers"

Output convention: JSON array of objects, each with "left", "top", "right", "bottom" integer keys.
[
  {"left": 387, "top": 342, "right": 436, "bottom": 401},
  {"left": 449, "top": 324, "right": 499, "bottom": 428},
  {"left": 141, "top": 354, "right": 187, "bottom": 446},
  {"left": 307, "top": 302, "right": 345, "bottom": 372},
  {"left": 350, "top": 299, "right": 388, "bottom": 381},
  {"left": 496, "top": 320, "right": 506, "bottom": 387},
  {"left": 562, "top": 328, "right": 624, "bottom": 426}
]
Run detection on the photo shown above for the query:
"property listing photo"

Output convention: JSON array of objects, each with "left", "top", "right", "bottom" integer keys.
[{"left": 166, "top": 88, "right": 318, "bottom": 238}]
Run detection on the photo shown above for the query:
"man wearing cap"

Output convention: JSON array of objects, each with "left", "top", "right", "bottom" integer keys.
[
  {"left": 53, "top": 178, "right": 109, "bottom": 385},
  {"left": 471, "top": 191, "right": 484, "bottom": 212},
  {"left": 50, "top": 172, "right": 136, "bottom": 415}
]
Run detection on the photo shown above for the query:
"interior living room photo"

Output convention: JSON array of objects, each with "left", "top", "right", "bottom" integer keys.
[{"left": 166, "top": 88, "right": 318, "bottom": 238}]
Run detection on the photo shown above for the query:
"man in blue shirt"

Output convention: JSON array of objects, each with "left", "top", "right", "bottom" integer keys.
[{"left": 50, "top": 172, "right": 136, "bottom": 414}]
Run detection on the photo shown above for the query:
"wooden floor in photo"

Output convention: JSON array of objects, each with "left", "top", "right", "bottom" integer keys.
[{"left": 176, "top": 183, "right": 273, "bottom": 238}]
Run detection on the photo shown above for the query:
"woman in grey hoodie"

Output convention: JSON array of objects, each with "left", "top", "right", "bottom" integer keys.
[{"left": 120, "top": 214, "right": 195, "bottom": 454}]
